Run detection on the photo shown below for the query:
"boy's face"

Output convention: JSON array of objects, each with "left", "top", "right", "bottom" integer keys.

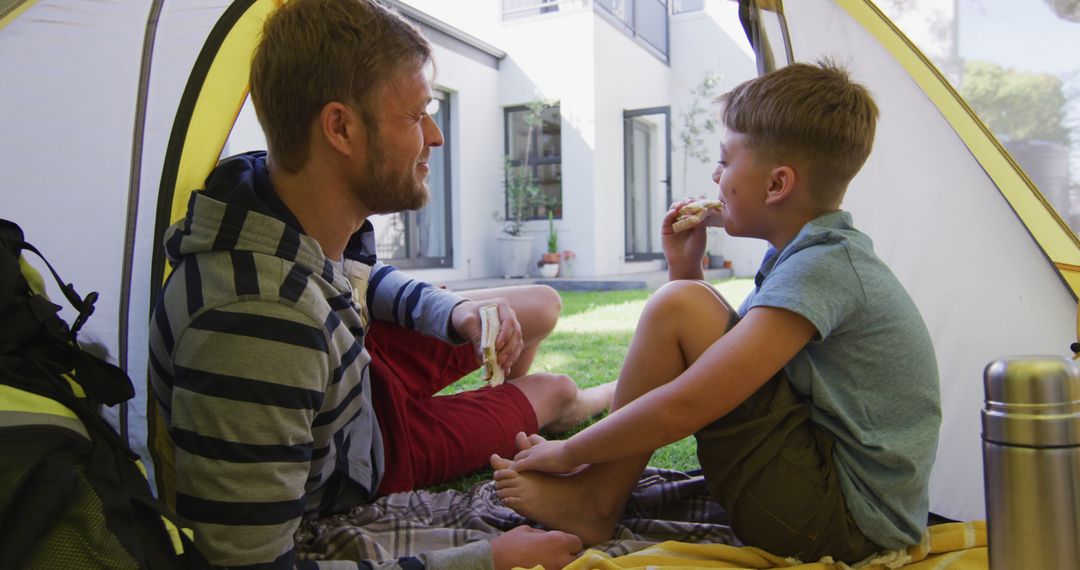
[{"left": 712, "top": 131, "right": 773, "bottom": 239}]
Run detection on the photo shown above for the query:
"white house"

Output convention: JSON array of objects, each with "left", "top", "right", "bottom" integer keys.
[{"left": 225, "top": 0, "right": 770, "bottom": 283}]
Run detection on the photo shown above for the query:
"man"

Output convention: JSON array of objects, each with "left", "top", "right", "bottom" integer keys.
[{"left": 148, "top": 0, "right": 608, "bottom": 567}]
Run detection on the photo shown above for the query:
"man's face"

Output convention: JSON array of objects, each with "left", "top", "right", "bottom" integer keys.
[{"left": 351, "top": 67, "right": 444, "bottom": 214}]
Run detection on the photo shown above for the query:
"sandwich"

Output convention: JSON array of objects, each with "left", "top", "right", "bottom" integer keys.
[
  {"left": 671, "top": 199, "right": 724, "bottom": 233},
  {"left": 479, "top": 304, "right": 505, "bottom": 387}
]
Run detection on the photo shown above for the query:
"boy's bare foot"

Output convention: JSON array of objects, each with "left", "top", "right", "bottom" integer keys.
[
  {"left": 515, "top": 431, "right": 547, "bottom": 451},
  {"left": 489, "top": 454, "right": 619, "bottom": 546},
  {"left": 545, "top": 382, "right": 617, "bottom": 434}
]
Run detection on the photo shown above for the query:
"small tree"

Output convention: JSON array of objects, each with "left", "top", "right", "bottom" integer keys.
[
  {"left": 498, "top": 157, "right": 543, "bottom": 236},
  {"left": 960, "top": 60, "right": 1070, "bottom": 145},
  {"left": 496, "top": 98, "right": 553, "bottom": 236},
  {"left": 677, "top": 72, "right": 724, "bottom": 194}
]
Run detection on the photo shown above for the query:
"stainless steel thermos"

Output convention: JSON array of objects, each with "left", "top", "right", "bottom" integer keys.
[{"left": 982, "top": 356, "right": 1080, "bottom": 569}]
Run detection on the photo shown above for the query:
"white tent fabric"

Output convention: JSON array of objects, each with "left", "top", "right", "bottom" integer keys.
[
  {"left": 1, "top": 0, "right": 233, "bottom": 483},
  {"left": 1, "top": 0, "right": 1076, "bottom": 523},
  {"left": 783, "top": 0, "right": 1077, "bottom": 522}
]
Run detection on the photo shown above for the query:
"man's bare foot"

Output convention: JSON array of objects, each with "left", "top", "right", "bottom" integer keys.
[
  {"left": 545, "top": 382, "right": 617, "bottom": 434},
  {"left": 489, "top": 454, "right": 619, "bottom": 546}
]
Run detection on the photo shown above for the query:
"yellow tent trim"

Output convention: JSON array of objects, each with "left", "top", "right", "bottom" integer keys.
[
  {"left": 168, "top": 0, "right": 278, "bottom": 229},
  {"left": 0, "top": 0, "right": 37, "bottom": 31},
  {"left": 835, "top": 0, "right": 1080, "bottom": 301}
]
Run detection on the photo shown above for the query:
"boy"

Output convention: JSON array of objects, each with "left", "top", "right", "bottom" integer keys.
[{"left": 491, "top": 61, "right": 941, "bottom": 564}]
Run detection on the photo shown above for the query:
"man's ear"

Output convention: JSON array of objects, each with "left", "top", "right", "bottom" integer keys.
[
  {"left": 764, "top": 164, "right": 796, "bottom": 205},
  {"left": 319, "top": 101, "right": 363, "bottom": 157}
]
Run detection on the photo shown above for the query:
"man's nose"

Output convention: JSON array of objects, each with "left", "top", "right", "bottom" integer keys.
[{"left": 425, "top": 115, "right": 444, "bottom": 148}]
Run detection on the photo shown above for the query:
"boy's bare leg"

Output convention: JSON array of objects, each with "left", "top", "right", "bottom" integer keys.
[
  {"left": 460, "top": 285, "right": 616, "bottom": 433},
  {"left": 491, "top": 280, "right": 733, "bottom": 546}
]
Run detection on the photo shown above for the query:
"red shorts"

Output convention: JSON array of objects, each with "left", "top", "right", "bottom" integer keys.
[{"left": 365, "top": 320, "right": 539, "bottom": 495}]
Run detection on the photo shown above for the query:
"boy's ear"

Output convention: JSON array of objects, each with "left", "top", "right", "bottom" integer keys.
[
  {"left": 319, "top": 101, "right": 366, "bottom": 157},
  {"left": 764, "top": 165, "right": 797, "bottom": 205}
]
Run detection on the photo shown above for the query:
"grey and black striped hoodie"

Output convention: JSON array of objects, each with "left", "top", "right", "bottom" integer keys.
[{"left": 149, "top": 152, "right": 488, "bottom": 569}]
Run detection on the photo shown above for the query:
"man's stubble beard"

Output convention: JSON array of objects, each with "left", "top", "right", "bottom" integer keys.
[{"left": 352, "top": 144, "right": 430, "bottom": 215}]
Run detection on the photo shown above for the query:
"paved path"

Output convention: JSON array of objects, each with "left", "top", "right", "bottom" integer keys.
[{"left": 438, "top": 268, "right": 735, "bottom": 292}]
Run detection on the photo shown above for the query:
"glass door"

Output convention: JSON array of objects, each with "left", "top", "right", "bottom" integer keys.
[{"left": 624, "top": 107, "right": 671, "bottom": 260}]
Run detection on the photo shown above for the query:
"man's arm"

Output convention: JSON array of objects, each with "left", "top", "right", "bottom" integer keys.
[
  {"left": 511, "top": 306, "right": 817, "bottom": 472},
  {"left": 366, "top": 261, "right": 465, "bottom": 340}
]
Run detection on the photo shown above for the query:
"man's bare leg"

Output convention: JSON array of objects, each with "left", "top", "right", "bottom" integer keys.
[
  {"left": 511, "top": 375, "right": 616, "bottom": 434},
  {"left": 460, "top": 285, "right": 616, "bottom": 433},
  {"left": 491, "top": 280, "right": 733, "bottom": 545}
]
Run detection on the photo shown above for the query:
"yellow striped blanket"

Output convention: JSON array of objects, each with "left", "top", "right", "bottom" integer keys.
[{"left": 540, "top": 521, "right": 987, "bottom": 570}]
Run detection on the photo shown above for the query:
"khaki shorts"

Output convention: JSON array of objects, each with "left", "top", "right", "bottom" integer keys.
[{"left": 694, "top": 307, "right": 881, "bottom": 564}]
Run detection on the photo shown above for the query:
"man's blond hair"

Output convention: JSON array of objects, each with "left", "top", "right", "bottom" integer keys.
[
  {"left": 250, "top": 0, "right": 431, "bottom": 172},
  {"left": 719, "top": 60, "right": 879, "bottom": 207}
]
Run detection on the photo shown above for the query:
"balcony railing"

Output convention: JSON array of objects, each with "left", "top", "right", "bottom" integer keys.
[{"left": 502, "top": 0, "right": 669, "bottom": 63}]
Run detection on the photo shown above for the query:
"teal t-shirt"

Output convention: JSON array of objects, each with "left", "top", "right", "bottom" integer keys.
[{"left": 739, "top": 210, "right": 941, "bottom": 549}]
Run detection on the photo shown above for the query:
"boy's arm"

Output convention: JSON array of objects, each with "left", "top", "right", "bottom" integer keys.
[
  {"left": 662, "top": 197, "right": 709, "bottom": 281},
  {"left": 512, "top": 306, "right": 816, "bottom": 472}
]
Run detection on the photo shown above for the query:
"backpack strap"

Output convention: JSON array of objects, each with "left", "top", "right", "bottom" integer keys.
[
  {"left": 0, "top": 219, "right": 98, "bottom": 338},
  {"left": 0, "top": 219, "right": 130, "bottom": 406}
]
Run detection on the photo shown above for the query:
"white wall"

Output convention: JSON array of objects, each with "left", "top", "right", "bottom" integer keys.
[
  {"left": 492, "top": 7, "right": 600, "bottom": 276},
  {"left": 590, "top": 16, "right": 672, "bottom": 276}
]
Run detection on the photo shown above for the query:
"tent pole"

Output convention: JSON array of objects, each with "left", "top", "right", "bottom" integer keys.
[{"left": 118, "top": 0, "right": 165, "bottom": 446}]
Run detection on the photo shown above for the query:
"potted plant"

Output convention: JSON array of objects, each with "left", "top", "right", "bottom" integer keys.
[
  {"left": 495, "top": 158, "right": 541, "bottom": 278},
  {"left": 561, "top": 250, "right": 575, "bottom": 277},
  {"left": 538, "top": 211, "right": 560, "bottom": 278}
]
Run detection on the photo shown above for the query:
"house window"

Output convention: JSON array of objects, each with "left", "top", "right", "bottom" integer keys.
[
  {"left": 505, "top": 103, "right": 562, "bottom": 219},
  {"left": 375, "top": 90, "right": 453, "bottom": 268},
  {"left": 672, "top": 0, "right": 704, "bottom": 14}
]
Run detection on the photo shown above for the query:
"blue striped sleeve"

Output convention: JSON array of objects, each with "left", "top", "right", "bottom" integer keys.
[{"left": 366, "top": 261, "right": 464, "bottom": 340}]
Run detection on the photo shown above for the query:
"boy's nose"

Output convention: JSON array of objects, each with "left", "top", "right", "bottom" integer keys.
[{"left": 711, "top": 165, "right": 722, "bottom": 184}]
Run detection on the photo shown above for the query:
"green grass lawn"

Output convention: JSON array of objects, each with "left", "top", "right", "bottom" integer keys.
[{"left": 432, "top": 277, "right": 755, "bottom": 492}]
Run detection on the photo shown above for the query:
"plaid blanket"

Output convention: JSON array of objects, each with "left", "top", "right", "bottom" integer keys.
[{"left": 295, "top": 468, "right": 739, "bottom": 565}]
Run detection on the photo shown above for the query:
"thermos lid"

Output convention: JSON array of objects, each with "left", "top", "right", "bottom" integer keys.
[{"left": 982, "top": 356, "right": 1080, "bottom": 447}]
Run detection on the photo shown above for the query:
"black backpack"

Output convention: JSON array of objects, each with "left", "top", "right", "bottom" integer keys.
[{"left": 0, "top": 219, "right": 209, "bottom": 569}]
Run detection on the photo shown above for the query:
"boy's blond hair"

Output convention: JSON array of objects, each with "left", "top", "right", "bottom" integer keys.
[
  {"left": 719, "top": 60, "right": 879, "bottom": 208},
  {"left": 250, "top": 0, "right": 431, "bottom": 173}
]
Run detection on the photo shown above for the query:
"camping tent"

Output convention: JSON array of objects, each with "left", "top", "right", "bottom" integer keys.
[{"left": 2, "top": 0, "right": 1077, "bottom": 523}]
